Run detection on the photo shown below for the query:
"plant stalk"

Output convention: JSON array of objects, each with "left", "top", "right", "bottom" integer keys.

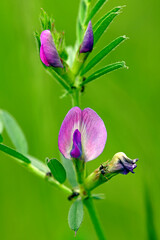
[
  {"left": 84, "top": 197, "right": 107, "bottom": 240},
  {"left": 70, "top": 77, "right": 106, "bottom": 240},
  {"left": 71, "top": 88, "right": 80, "bottom": 107}
]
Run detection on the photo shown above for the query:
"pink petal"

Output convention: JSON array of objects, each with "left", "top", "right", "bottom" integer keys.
[
  {"left": 40, "top": 45, "right": 50, "bottom": 66},
  {"left": 81, "top": 108, "right": 107, "bottom": 161}
]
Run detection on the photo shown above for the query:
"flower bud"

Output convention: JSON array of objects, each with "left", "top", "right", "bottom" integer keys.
[
  {"left": 40, "top": 30, "right": 63, "bottom": 68},
  {"left": 84, "top": 152, "right": 138, "bottom": 191},
  {"left": 80, "top": 21, "right": 94, "bottom": 53},
  {"left": 108, "top": 152, "right": 138, "bottom": 175}
]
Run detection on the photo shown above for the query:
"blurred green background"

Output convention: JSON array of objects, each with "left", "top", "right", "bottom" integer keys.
[{"left": 0, "top": 0, "right": 159, "bottom": 239}]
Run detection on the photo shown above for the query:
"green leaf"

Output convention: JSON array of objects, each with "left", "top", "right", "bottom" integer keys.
[
  {"left": 0, "top": 143, "right": 30, "bottom": 164},
  {"left": 68, "top": 199, "right": 83, "bottom": 233},
  {"left": 85, "top": 0, "right": 108, "bottom": 25},
  {"left": 47, "top": 158, "right": 66, "bottom": 184},
  {"left": 82, "top": 61, "right": 127, "bottom": 85},
  {"left": 0, "top": 110, "right": 28, "bottom": 154},
  {"left": 61, "top": 154, "right": 78, "bottom": 188},
  {"left": 91, "top": 193, "right": 105, "bottom": 200},
  {"left": 0, "top": 134, "right": 3, "bottom": 143},
  {"left": 94, "top": 12, "right": 120, "bottom": 45},
  {"left": 81, "top": 35, "right": 127, "bottom": 75},
  {"left": 93, "top": 6, "right": 122, "bottom": 32}
]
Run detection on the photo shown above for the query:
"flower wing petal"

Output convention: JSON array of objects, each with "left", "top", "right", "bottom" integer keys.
[
  {"left": 58, "top": 107, "right": 82, "bottom": 159},
  {"left": 81, "top": 108, "right": 107, "bottom": 161}
]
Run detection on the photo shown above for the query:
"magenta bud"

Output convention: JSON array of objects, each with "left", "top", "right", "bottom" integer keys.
[
  {"left": 40, "top": 30, "right": 63, "bottom": 68},
  {"left": 80, "top": 21, "right": 94, "bottom": 53}
]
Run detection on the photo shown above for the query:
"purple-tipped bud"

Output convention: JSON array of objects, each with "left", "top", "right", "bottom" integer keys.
[
  {"left": 108, "top": 152, "right": 138, "bottom": 175},
  {"left": 80, "top": 21, "right": 94, "bottom": 53},
  {"left": 40, "top": 30, "right": 63, "bottom": 68}
]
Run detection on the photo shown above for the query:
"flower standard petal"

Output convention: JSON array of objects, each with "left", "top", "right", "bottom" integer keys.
[
  {"left": 58, "top": 107, "right": 82, "bottom": 159},
  {"left": 40, "top": 30, "right": 63, "bottom": 68},
  {"left": 58, "top": 107, "right": 107, "bottom": 161},
  {"left": 81, "top": 108, "right": 107, "bottom": 161},
  {"left": 80, "top": 21, "right": 94, "bottom": 53}
]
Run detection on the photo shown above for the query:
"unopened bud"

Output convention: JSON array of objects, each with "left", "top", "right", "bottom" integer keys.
[
  {"left": 80, "top": 21, "right": 94, "bottom": 53},
  {"left": 108, "top": 152, "right": 138, "bottom": 175}
]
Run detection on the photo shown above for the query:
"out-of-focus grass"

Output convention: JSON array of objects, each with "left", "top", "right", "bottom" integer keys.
[
  {"left": 145, "top": 184, "right": 158, "bottom": 240},
  {"left": 0, "top": 0, "right": 159, "bottom": 239}
]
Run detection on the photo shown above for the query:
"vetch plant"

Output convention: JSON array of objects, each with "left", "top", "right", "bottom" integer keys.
[{"left": 0, "top": 1, "right": 138, "bottom": 239}]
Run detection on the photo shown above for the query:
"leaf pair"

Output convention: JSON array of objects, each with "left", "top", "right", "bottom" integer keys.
[
  {"left": 81, "top": 61, "right": 127, "bottom": 86},
  {"left": 79, "top": 5, "right": 127, "bottom": 85}
]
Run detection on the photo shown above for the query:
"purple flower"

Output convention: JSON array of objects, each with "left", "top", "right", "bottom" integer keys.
[
  {"left": 58, "top": 107, "right": 107, "bottom": 161},
  {"left": 40, "top": 30, "right": 63, "bottom": 68},
  {"left": 108, "top": 152, "right": 138, "bottom": 175},
  {"left": 80, "top": 21, "right": 94, "bottom": 53}
]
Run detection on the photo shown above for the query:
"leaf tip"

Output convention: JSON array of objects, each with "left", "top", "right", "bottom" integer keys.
[
  {"left": 122, "top": 35, "right": 129, "bottom": 40},
  {"left": 118, "top": 5, "right": 126, "bottom": 10},
  {"left": 122, "top": 61, "right": 129, "bottom": 69}
]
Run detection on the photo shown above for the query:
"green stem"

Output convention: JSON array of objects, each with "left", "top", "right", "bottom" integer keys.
[
  {"left": 73, "top": 158, "right": 85, "bottom": 185},
  {"left": 84, "top": 197, "right": 106, "bottom": 240},
  {"left": 71, "top": 88, "right": 80, "bottom": 107},
  {"left": 70, "top": 76, "right": 106, "bottom": 240}
]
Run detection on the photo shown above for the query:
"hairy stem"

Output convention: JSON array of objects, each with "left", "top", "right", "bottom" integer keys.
[{"left": 84, "top": 197, "right": 107, "bottom": 240}]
